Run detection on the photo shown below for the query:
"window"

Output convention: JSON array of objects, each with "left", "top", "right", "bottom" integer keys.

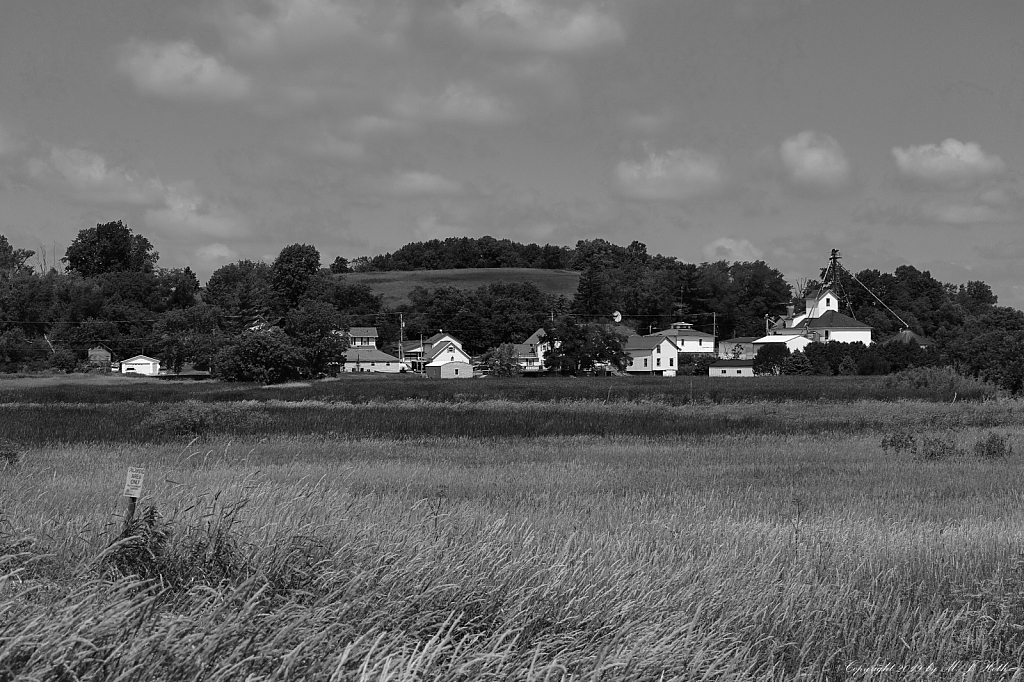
[
  {"left": 699, "top": 339, "right": 703, "bottom": 346},
  {"left": 824, "top": 330, "right": 830, "bottom": 340},
  {"left": 826, "top": 298, "right": 831, "bottom": 306},
  {"left": 736, "top": 370, "right": 742, "bottom": 375},
  {"left": 455, "top": 369, "right": 459, "bottom": 375},
  {"left": 657, "top": 358, "right": 661, "bottom": 367},
  {"left": 643, "top": 358, "right": 648, "bottom": 367},
  {"left": 669, "top": 358, "right": 674, "bottom": 366},
  {"left": 721, "top": 369, "right": 726, "bottom": 374},
  {"left": 656, "top": 346, "right": 660, "bottom": 354}
]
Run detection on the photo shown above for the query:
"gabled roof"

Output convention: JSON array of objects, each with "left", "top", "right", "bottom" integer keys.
[
  {"left": 624, "top": 334, "right": 678, "bottom": 351},
  {"left": 720, "top": 337, "right": 758, "bottom": 344},
  {"left": 343, "top": 348, "right": 400, "bottom": 363},
  {"left": 427, "top": 341, "right": 468, "bottom": 362},
  {"left": 655, "top": 327, "right": 716, "bottom": 339},
  {"left": 523, "top": 328, "right": 546, "bottom": 345},
  {"left": 347, "top": 327, "right": 378, "bottom": 337},
  {"left": 122, "top": 355, "right": 160, "bottom": 363},
  {"left": 801, "top": 310, "right": 872, "bottom": 330}
]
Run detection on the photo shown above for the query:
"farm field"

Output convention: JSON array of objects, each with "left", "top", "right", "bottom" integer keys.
[
  {"left": 3, "top": 373, "right": 1024, "bottom": 679},
  {"left": 343, "top": 267, "right": 581, "bottom": 307}
]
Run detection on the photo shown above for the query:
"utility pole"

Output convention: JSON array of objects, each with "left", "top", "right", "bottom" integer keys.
[{"left": 398, "top": 312, "right": 404, "bottom": 364}]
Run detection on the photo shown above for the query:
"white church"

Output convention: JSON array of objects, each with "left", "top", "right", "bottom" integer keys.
[{"left": 753, "top": 287, "right": 873, "bottom": 354}]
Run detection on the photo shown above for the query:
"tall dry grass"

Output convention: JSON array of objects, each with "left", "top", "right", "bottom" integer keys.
[{"left": 3, "top": 430, "right": 1024, "bottom": 678}]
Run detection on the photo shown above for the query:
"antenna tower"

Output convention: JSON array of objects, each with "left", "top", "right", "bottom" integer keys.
[{"left": 820, "top": 249, "right": 911, "bottom": 330}]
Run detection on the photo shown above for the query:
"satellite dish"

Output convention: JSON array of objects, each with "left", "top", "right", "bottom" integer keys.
[{"left": 612, "top": 311, "right": 622, "bottom": 323}]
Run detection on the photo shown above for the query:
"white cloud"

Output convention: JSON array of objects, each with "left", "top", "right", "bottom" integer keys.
[
  {"left": 616, "top": 149, "right": 725, "bottom": 201},
  {"left": 0, "top": 120, "right": 20, "bottom": 156},
  {"left": 350, "top": 115, "right": 415, "bottom": 137},
  {"left": 919, "top": 199, "right": 1010, "bottom": 225},
  {"left": 213, "top": 0, "right": 410, "bottom": 55},
  {"left": 195, "top": 243, "right": 239, "bottom": 263},
  {"left": 780, "top": 131, "right": 850, "bottom": 189},
  {"left": 145, "top": 183, "right": 250, "bottom": 239},
  {"left": 387, "top": 171, "right": 464, "bottom": 197},
  {"left": 393, "top": 82, "right": 514, "bottom": 124},
  {"left": 892, "top": 139, "right": 1007, "bottom": 188},
  {"left": 117, "top": 40, "right": 251, "bottom": 101},
  {"left": 702, "top": 237, "right": 763, "bottom": 263},
  {"left": 452, "top": 0, "right": 625, "bottom": 53},
  {"left": 28, "top": 147, "right": 166, "bottom": 205}
]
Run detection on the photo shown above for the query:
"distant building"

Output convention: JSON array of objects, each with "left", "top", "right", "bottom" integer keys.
[
  {"left": 709, "top": 359, "right": 754, "bottom": 377},
  {"left": 623, "top": 335, "right": 679, "bottom": 376},
  {"left": 120, "top": 355, "right": 160, "bottom": 376},
  {"left": 717, "top": 337, "right": 757, "bottom": 360},
  {"left": 513, "top": 328, "right": 554, "bottom": 373},
  {"left": 403, "top": 331, "right": 463, "bottom": 373},
  {"left": 754, "top": 288, "right": 872, "bottom": 352},
  {"left": 87, "top": 345, "right": 112, "bottom": 367},
  {"left": 652, "top": 322, "right": 716, "bottom": 354},
  {"left": 346, "top": 327, "right": 379, "bottom": 348},
  {"left": 343, "top": 348, "right": 402, "bottom": 373},
  {"left": 424, "top": 335, "right": 473, "bottom": 379}
]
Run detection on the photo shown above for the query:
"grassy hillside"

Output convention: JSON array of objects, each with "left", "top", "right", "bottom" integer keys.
[{"left": 343, "top": 268, "right": 581, "bottom": 307}]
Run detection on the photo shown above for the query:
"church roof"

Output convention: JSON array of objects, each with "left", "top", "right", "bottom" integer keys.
[{"left": 798, "top": 310, "right": 872, "bottom": 330}]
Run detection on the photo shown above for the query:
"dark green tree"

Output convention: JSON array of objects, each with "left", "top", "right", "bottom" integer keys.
[
  {"left": 214, "top": 329, "right": 306, "bottom": 384},
  {"left": 284, "top": 301, "right": 347, "bottom": 377},
  {"left": 271, "top": 244, "right": 321, "bottom": 310},
  {"left": 541, "top": 319, "right": 629, "bottom": 375},
  {"left": 753, "top": 344, "right": 790, "bottom": 375},
  {"left": 62, "top": 221, "right": 158, "bottom": 277}
]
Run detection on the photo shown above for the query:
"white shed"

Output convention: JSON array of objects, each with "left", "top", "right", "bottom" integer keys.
[{"left": 121, "top": 355, "right": 161, "bottom": 376}]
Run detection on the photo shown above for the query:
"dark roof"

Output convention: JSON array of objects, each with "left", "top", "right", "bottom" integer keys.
[
  {"left": 710, "top": 359, "right": 753, "bottom": 367},
  {"left": 343, "top": 348, "right": 400, "bottom": 363},
  {"left": 655, "top": 328, "right": 716, "bottom": 339},
  {"left": 883, "top": 329, "right": 932, "bottom": 346},
  {"left": 624, "top": 334, "right": 676, "bottom": 351},
  {"left": 347, "top": 327, "right": 378, "bottom": 337},
  {"left": 720, "top": 337, "right": 758, "bottom": 344},
  {"left": 799, "top": 311, "right": 872, "bottom": 330}
]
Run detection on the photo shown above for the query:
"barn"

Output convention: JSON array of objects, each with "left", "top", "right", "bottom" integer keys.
[{"left": 120, "top": 355, "right": 161, "bottom": 376}]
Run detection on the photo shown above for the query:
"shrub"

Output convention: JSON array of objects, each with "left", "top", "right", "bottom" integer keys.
[
  {"left": 150, "top": 400, "right": 270, "bottom": 437},
  {"left": 881, "top": 431, "right": 917, "bottom": 457},
  {"left": 883, "top": 366, "right": 1000, "bottom": 401},
  {"left": 0, "top": 438, "right": 20, "bottom": 468},
  {"left": 918, "top": 434, "right": 963, "bottom": 461},
  {"left": 214, "top": 329, "right": 307, "bottom": 384},
  {"left": 974, "top": 432, "right": 1013, "bottom": 460}
]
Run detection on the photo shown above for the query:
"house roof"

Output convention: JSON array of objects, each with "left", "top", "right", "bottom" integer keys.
[
  {"left": 754, "top": 334, "right": 805, "bottom": 344},
  {"left": 624, "top": 334, "right": 677, "bottom": 351},
  {"left": 883, "top": 329, "right": 932, "bottom": 346},
  {"left": 523, "top": 328, "right": 546, "bottom": 345},
  {"left": 801, "top": 310, "right": 872, "bottom": 330},
  {"left": 343, "top": 348, "right": 400, "bottom": 363},
  {"left": 655, "top": 328, "right": 716, "bottom": 340},
  {"left": 122, "top": 355, "right": 160, "bottom": 364},
  {"left": 720, "top": 337, "right": 758, "bottom": 344},
  {"left": 427, "top": 341, "right": 468, "bottom": 361},
  {"left": 711, "top": 359, "right": 754, "bottom": 367},
  {"left": 348, "top": 327, "right": 378, "bottom": 337}
]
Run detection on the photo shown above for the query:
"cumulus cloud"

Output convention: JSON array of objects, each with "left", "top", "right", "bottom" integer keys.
[
  {"left": 195, "top": 243, "right": 240, "bottom": 263},
  {"left": 702, "top": 237, "right": 763, "bottom": 262},
  {"left": 918, "top": 199, "right": 1010, "bottom": 225},
  {"left": 145, "top": 183, "right": 251, "bottom": 239},
  {"left": 615, "top": 149, "right": 725, "bottom": 201},
  {"left": 891, "top": 139, "right": 1007, "bottom": 188},
  {"left": 28, "top": 147, "right": 166, "bottom": 205},
  {"left": 117, "top": 40, "right": 251, "bottom": 101},
  {"left": 393, "top": 82, "right": 514, "bottom": 124},
  {"left": 213, "top": 0, "right": 410, "bottom": 55},
  {"left": 386, "top": 171, "right": 464, "bottom": 197},
  {"left": 780, "top": 131, "right": 850, "bottom": 190},
  {"left": 451, "top": 0, "right": 625, "bottom": 52}
]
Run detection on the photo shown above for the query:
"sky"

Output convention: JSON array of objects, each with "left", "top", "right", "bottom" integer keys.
[{"left": 0, "top": 0, "right": 1022, "bottom": 305}]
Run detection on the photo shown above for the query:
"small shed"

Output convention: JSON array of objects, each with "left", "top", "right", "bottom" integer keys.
[
  {"left": 709, "top": 359, "right": 754, "bottom": 377},
  {"left": 87, "top": 345, "right": 112, "bottom": 366},
  {"left": 121, "top": 355, "right": 161, "bottom": 376}
]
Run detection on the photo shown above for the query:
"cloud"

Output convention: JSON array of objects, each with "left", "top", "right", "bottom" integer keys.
[
  {"left": 144, "top": 183, "right": 251, "bottom": 239},
  {"left": 0, "top": 120, "right": 21, "bottom": 156},
  {"left": 28, "top": 147, "right": 166, "bottom": 205},
  {"left": 780, "top": 131, "right": 850, "bottom": 190},
  {"left": 918, "top": 199, "right": 1011, "bottom": 225},
  {"left": 350, "top": 115, "right": 416, "bottom": 137},
  {"left": 393, "top": 82, "right": 515, "bottom": 124},
  {"left": 892, "top": 139, "right": 1007, "bottom": 188},
  {"left": 615, "top": 149, "right": 725, "bottom": 201},
  {"left": 117, "top": 40, "right": 251, "bottom": 101},
  {"left": 195, "top": 243, "right": 240, "bottom": 263},
  {"left": 702, "top": 237, "right": 763, "bottom": 262},
  {"left": 212, "top": 0, "right": 410, "bottom": 56},
  {"left": 386, "top": 171, "right": 464, "bottom": 197},
  {"left": 451, "top": 0, "right": 625, "bottom": 53}
]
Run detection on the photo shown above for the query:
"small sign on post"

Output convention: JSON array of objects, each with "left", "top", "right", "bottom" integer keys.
[{"left": 122, "top": 467, "right": 145, "bottom": 532}]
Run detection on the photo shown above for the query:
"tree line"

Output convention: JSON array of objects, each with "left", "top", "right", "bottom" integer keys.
[{"left": 2, "top": 223, "right": 1022, "bottom": 389}]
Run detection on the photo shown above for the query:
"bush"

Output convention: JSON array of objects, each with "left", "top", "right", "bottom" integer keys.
[
  {"left": 0, "top": 438, "right": 20, "bottom": 468},
  {"left": 918, "top": 434, "right": 963, "bottom": 461},
  {"left": 883, "top": 366, "right": 1000, "bottom": 401},
  {"left": 214, "top": 329, "right": 307, "bottom": 384},
  {"left": 150, "top": 400, "right": 270, "bottom": 437},
  {"left": 974, "top": 432, "right": 1013, "bottom": 460}
]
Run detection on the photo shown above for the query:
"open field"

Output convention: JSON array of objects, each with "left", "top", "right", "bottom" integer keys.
[
  {"left": 3, "top": 377, "right": 1024, "bottom": 679},
  {"left": 344, "top": 268, "right": 581, "bottom": 307}
]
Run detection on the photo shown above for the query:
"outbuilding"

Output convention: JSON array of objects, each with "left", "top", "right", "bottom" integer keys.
[
  {"left": 709, "top": 359, "right": 754, "bottom": 377},
  {"left": 120, "top": 355, "right": 160, "bottom": 376}
]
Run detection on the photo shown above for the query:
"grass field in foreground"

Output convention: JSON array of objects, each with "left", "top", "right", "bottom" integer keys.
[{"left": 3, "top": 397, "right": 1024, "bottom": 679}]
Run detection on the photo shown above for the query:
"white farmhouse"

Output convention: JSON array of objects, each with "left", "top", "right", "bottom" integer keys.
[
  {"left": 346, "top": 327, "right": 379, "bottom": 348},
  {"left": 623, "top": 335, "right": 679, "bottom": 376},
  {"left": 424, "top": 334, "right": 473, "bottom": 379},
  {"left": 120, "top": 355, "right": 160, "bottom": 376},
  {"left": 652, "top": 322, "right": 716, "bottom": 354},
  {"left": 343, "top": 348, "right": 403, "bottom": 373},
  {"left": 514, "top": 328, "right": 554, "bottom": 373},
  {"left": 753, "top": 287, "right": 872, "bottom": 352}
]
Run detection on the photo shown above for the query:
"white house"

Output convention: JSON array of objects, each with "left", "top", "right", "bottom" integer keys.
[
  {"left": 623, "top": 335, "right": 679, "bottom": 376},
  {"left": 403, "top": 331, "right": 462, "bottom": 373},
  {"left": 346, "top": 327, "right": 379, "bottom": 348},
  {"left": 514, "top": 328, "right": 555, "bottom": 373},
  {"left": 709, "top": 359, "right": 754, "bottom": 377},
  {"left": 121, "top": 355, "right": 160, "bottom": 376},
  {"left": 754, "top": 288, "right": 872, "bottom": 350},
  {"left": 424, "top": 336, "right": 473, "bottom": 379},
  {"left": 752, "top": 334, "right": 812, "bottom": 355},
  {"left": 343, "top": 348, "right": 403, "bottom": 373},
  {"left": 652, "top": 322, "right": 716, "bottom": 354}
]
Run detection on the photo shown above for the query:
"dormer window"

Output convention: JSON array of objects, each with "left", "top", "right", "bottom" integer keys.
[{"left": 826, "top": 298, "right": 831, "bottom": 307}]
